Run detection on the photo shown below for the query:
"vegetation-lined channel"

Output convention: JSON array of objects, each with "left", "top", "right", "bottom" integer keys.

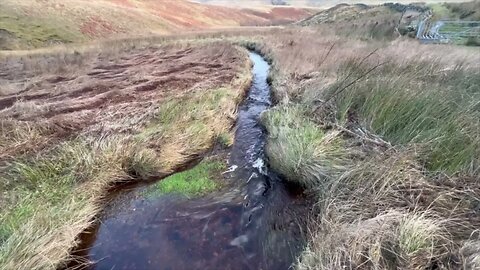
[{"left": 77, "top": 52, "right": 309, "bottom": 270}]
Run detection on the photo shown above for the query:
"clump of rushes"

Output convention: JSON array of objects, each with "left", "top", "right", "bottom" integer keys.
[
  {"left": 330, "top": 58, "right": 480, "bottom": 175},
  {"left": 261, "top": 105, "right": 349, "bottom": 188},
  {"left": 147, "top": 160, "right": 226, "bottom": 197}
]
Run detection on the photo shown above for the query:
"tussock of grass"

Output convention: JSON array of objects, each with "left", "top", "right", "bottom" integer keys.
[
  {"left": 398, "top": 214, "right": 445, "bottom": 264},
  {"left": 0, "top": 197, "right": 96, "bottom": 270},
  {"left": 293, "top": 150, "right": 471, "bottom": 269},
  {"left": 297, "top": 211, "right": 451, "bottom": 270},
  {"left": 290, "top": 139, "right": 480, "bottom": 269},
  {"left": 261, "top": 104, "right": 348, "bottom": 188},
  {"left": 136, "top": 86, "right": 245, "bottom": 171},
  {"left": 0, "top": 137, "right": 164, "bottom": 240},
  {"left": 122, "top": 148, "right": 160, "bottom": 179},
  {"left": 0, "top": 136, "right": 160, "bottom": 269},
  {"left": 147, "top": 160, "right": 225, "bottom": 197}
]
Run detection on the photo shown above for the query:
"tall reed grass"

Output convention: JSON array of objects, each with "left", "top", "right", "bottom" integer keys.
[{"left": 329, "top": 58, "right": 480, "bottom": 175}]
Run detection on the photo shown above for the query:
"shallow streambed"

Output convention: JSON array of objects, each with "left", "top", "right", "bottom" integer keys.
[{"left": 75, "top": 52, "right": 310, "bottom": 270}]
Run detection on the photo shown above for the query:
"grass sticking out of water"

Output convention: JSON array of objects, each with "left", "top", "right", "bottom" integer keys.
[
  {"left": 147, "top": 160, "right": 226, "bottom": 197},
  {"left": 217, "top": 131, "right": 234, "bottom": 148}
]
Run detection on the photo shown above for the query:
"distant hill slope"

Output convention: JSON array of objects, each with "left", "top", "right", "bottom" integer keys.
[
  {"left": 195, "top": 0, "right": 470, "bottom": 8},
  {"left": 298, "top": 3, "right": 415, "bottom": 24},
  {"left": 297, "top": 3, "right": 427, "bottom": 39},
  {"left": 430, "top": 1, "right": 480, "bottom": 20},
  {"left": 0, "top": 0, "right": 311, "bottom": 50}
]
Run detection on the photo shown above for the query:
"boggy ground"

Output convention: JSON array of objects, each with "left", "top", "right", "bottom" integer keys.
[
  {"left": 0, "top": 41, "right": 251, "bottom": 269},
  {"left": 0, "top": 43, "right": 243, "bottom": 160}
]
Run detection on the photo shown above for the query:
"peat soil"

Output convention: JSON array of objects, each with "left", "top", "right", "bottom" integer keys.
[{"left": 0, "top": 43, "right": 243, "bottom": 160}]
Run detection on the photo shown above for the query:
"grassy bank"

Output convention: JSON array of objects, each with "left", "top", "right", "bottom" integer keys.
[
  {"left": 0, "top": 41, "right": 251, "bottom": 269},
  {"left": 250, "top": 26, "right": 480, "bottom": 269}
]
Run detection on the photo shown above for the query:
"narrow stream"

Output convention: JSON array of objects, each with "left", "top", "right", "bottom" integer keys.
[{"left": 78, "top": 52, "right": 309, "bottom": 270}]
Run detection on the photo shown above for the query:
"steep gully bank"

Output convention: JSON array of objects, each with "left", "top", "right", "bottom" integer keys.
[{"left": 71, "top": 52, "right": 311, "bottom": 270}]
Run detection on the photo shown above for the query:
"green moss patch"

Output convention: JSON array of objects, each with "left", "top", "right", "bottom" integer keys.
[{"left": 146, "top": 160, "right": 226, "bottom": 197}]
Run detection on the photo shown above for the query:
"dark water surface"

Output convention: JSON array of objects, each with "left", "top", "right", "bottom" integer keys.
[{"left": 80, "top": 52, "right": 309, "bottom": 270}]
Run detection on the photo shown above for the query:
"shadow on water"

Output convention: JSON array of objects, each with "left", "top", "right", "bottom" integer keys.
[{"left": 72, "top": 52, "right": 312, "bottom": 270}]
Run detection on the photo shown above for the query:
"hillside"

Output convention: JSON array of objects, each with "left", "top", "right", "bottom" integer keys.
[
  {"left": 196, "top": 0, "right": 470, "bottom": 8},
  {"left": 0, "top": 0, "right": 311, "bottom": 50},
  {"left": 430, "top": 0, "right": 480, "bottom": 20},
  {"left": 297, "top": 3, "right": 407, "bottom": 39}
]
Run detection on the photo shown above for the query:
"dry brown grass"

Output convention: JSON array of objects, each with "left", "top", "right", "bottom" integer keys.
[{"left": 296, "top": 148, "right": 480, "bottom": 269}]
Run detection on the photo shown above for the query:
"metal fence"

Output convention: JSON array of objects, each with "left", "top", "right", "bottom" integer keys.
[{"left": 417, "top": 20, "right": 480, "bottom": 43}]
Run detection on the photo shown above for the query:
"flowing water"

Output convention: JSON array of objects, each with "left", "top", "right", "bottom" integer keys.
[{"left": 78, "top": 52, "right": 309, "bottom": 270}]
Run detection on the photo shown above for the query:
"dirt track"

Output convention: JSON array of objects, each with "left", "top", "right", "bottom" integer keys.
[{"left": 0, "top": 42, "right": 245, "bottom": 158}]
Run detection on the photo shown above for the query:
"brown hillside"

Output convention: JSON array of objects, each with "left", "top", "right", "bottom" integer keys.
[{"left": 0, "top": 0, "right": 312, "bottom": 49}]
